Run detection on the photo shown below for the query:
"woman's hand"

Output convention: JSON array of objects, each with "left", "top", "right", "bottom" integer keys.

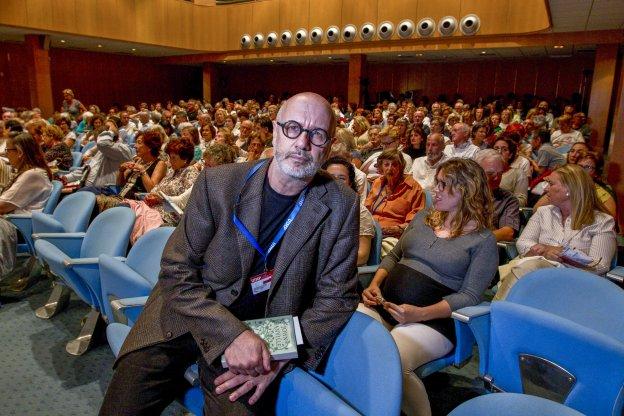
[
  {"left": 382, "top": 225, "right": 403, "bottom": 238},
  {"left": 143, "top": 193, "right": 163, "bottom": 207},
  {"left": 526, "top": 243, "right": 562, "bottom": 261},
  {"left": 120, "top": 161, "right": 135, "bottom": 171},
  {"left": 383, "top": 302, "right": 424, "bottom": 324},
  {"left": 362, "top": 284, "right": 382, "bottom": 307}
]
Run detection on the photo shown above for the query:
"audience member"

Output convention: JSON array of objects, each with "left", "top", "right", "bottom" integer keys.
[
  {"left": 492, "top": 137, "right": 529, "bottom": 206},
  {"left": 323, "top": 156, "right": 375, "bottom": 266},
  {"left": 411, "top": 133, "right": 448, "bottom": 191},
  {"left": 444, "top": 123, "right": 479, "bottom": 159},
  {"left": 359, "top": 158, "right": 497, "bottom": 416},
  {"left": 0, "top": 133, "right": 53, "bottom": 276},
  {"left": 42, "top": 124, "right": 73, "bottom": 171}
]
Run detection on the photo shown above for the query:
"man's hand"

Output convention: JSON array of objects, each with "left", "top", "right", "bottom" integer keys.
[
  {"left": 214, "top": 360, "right": 288, "bottom": 405},
  {"left": 223, "top": 330, "right": 271, "bottom": 376}
]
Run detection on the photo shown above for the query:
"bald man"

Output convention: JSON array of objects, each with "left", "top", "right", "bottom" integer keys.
[
  {"left": 100, "top": 92, "right": 360, "bottom": 415},
  {"left": 410, "top": 133, "right": 449, "bottom": 190}
]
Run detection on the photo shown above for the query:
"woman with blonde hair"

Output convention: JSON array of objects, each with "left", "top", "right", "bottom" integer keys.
[
  {"left": 517, "top": 164, "right": 616, "bottom": 275},
  {"left": 351, "top": 115, "right": 371, "bottom": 147},
  {"left": 360, "top": 158, "right": 498, "bottom": 416}
]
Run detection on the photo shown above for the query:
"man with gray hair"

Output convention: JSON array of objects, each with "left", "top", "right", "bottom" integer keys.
[
  {"left": 444, "top": 122, "right": 479, "bottom": 159},
  {"left": 410, "top": 133, "right": 448, "bottom": 190},
  {"left": 100, "top": 92, "right": 359, "bottom": 416},
  {"left": 475, "top": 149, "right": 519, "bottom": 242}
]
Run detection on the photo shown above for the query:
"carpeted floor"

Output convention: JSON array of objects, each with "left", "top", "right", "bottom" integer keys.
[{"left": 0, "top": 275, "right": 485, "bottom": 416}]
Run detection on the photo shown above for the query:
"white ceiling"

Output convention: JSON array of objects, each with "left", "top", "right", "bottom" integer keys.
[{"left": 0, "top": 0, "right": 622, "bottom": 62}]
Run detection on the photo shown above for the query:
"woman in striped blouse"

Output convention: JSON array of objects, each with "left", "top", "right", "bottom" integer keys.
[{"left": 516, "top": 164, "right": 616, "bottom": 275}]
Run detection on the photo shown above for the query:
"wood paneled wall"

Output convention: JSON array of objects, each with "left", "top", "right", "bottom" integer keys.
[
  {"left": 0, "top": 41, "right": 202, "bottom": 112},
  {"left": 366, "top": 56, "right": 595, "bottom": 104},
  {"left": 0, "top": 0, "right": 550, "bottom": 52},
  {"left": 213, "top": 56, "right": 595, "bottom": 104},
  {"left": 214, "top": 62, "right": 350, "bottom": 102}
]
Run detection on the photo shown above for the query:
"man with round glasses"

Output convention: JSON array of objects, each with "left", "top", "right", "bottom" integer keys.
[{"left": 100, "top": 92, "right": 360, "bottom": 415}]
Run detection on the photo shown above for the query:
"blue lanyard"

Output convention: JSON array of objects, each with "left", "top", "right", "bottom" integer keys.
[{"left": 232, "top": 160, "right": 308, "bottom": 268}]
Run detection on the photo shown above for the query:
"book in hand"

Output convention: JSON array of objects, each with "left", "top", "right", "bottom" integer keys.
[
  {"left": 559, "top": 246, "right": 600, "bottom": 269},
  {"left": 221, "top": 315, "right": 303, "bottom": 368},
  {"left": 158, "top": 191, "right": 183, "bottom": 215}
]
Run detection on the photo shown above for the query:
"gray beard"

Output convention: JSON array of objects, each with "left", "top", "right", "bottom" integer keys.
[{"left": 274, "top": 149, "right": 320, "bottom": 179}]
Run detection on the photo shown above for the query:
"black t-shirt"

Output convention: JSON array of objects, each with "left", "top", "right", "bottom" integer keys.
[{"left": 228, "top": 175, "right": 300, "bottom": 321}]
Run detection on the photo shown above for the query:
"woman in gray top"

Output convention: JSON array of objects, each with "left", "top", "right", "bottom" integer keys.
[{"left": 359, "top": 158, "right": 498, "bottom": 416}]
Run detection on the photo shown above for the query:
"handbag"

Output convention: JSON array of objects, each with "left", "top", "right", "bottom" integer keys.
[{"left": 493, "top": 256, "right": 563, "bottom": 301}]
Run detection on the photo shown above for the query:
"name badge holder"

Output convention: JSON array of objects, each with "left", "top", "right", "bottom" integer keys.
[{"left": 232, "top": 161, "right": 307, "bottom": 294}]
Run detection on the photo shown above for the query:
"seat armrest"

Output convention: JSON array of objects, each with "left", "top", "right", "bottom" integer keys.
[
  {"left": 64, "top": 256, "right": 124, "bottom": 267},
  {"left": 452, "top": 303, "right": 491, "bottom": 375},
  {"left": 33, "top": 232, "right": 86, "bottom": 258},
  {"left": 110, "top": 296, "right": 148, "bottom": 325},
  {"left": 452, "top": 303, "right": 491, "bottom": 322},
  {"left": 32, "top": 232, "right": 86, "bottom": 240},
  {"left": 5, "top": 213, "right": 33, "bottom": 220},
  {"left": 63, "top": 257, "right": 99, "bottom": 267},
  {"left": 606, "top": 266, "right": 624, "bottom": 284}
]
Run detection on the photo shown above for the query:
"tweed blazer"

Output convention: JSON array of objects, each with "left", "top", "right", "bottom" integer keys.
[{"left": 118, "top": 160, "right": 360, "bottom": 370}]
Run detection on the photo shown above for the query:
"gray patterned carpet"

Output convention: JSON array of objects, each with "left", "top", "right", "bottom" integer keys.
[
  {"left": 0, "top": 274, "right": 485, "bottom": 416},
  {"left": 0, "top": 275, "right": 184, "bottom": 416}
]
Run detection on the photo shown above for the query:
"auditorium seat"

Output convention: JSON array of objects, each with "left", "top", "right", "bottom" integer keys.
[
  {"left": 33, "top": 207, "right": 135, "bottom": 355},
  {"left": 452, "top": 268, "right": 624, "bottom": 416}
]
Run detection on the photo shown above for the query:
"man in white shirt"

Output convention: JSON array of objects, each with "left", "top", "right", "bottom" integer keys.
[
  {"left": 234, "top": 120, "right": 254, "bottom": 151},
  {"left": 444, "top": 122, "right": 480, "bottom": 159},
  {"left": 411, "top": 133, "right": 448, "bottom": 190},
  {"left": 550, "top": 115, "right": 584, "bottom": 148}
]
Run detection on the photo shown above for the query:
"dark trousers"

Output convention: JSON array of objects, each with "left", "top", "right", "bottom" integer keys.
[
  {"left": 99, "top": 333, "right": 199, "bottom": 416},
  {"left": 99, "top": 333, "right": 279, "bottom": 416}
]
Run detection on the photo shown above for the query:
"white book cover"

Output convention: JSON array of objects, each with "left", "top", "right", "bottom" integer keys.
[{"left": 221, "top": 315, "right": 302, "bottom": 368}]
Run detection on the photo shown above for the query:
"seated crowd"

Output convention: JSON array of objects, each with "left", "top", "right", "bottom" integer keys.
[{"left": 0, "top": 89, "right": 619, "bottom": 416}]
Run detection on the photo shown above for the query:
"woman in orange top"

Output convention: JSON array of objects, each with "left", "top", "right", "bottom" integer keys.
[{"left": 365, "top": 148, "right": 426, "bottom": 239}]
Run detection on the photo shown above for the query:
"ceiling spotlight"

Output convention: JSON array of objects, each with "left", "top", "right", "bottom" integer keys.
[
  {"left": 131, "top": 48, "right": 136, "bottom": 51},
  {"left": 480, "top": 50, "right": 487, "bottom": 54},
  {"left": 97, "top": 44, "right": 103, "bottom": 48},
  {"left": 554, "top": 45, "right": 564, "bottom": 49},
  {"left": 60, "top": 39, "right": 66, "bottom": 43},
  {"left": 270, "top": 59, "right": 274, "bottom": 62}
]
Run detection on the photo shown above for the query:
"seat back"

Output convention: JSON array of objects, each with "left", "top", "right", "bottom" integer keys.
[
  {"left": 486, "top": 268, "right": 624, "bottom": 416},
  {"left": 71, "top": 151, "right": 83, "bottom": 168},
  {"left": 43, "top": 180, "right": 63, "bottom": 214},
  {"left": 367, "top": 219, "right": 383, "bottom": 266},
  {"left": 309, "top": 312, "right": 402, "bottom": 416},
  {"left": 52, "top": 191, "right": 96, "bottom": 233},
  {"left": 506, "top": 268, "right": 624, "bottom": 342},
  {"left": 126, "top": 227, "right": 175, "bottom": 286},
  {"left": 81, "top": 207, "right": 135, "bottom": 258}
]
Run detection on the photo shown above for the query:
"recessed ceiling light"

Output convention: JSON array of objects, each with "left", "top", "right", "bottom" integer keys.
[
  {"left": 97, "top": 44, "right": 102, "bottom": 48},
  {"left": 270, "top": 59, "right": 274, "bottom": 62},
  {"left": 415, "top": 53, "right": 423, "bottom": 57},
  {"left": 131, "top": 48, "right": 136, "bottom": 51},
  {"left": 328, "top": 56, "right": 332, "bottom": 59},
  {"left": 554, "top": 45, "right": 564, "bottom": 49},
  {"left": 480, "top": 50, "right": 487, "bottom": 54},
  {"left": 397, "top": 54, "right": 402, "bottom": 57},
  {"left": 60, "top": 39, "right": 66, "bottom": 43}
]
